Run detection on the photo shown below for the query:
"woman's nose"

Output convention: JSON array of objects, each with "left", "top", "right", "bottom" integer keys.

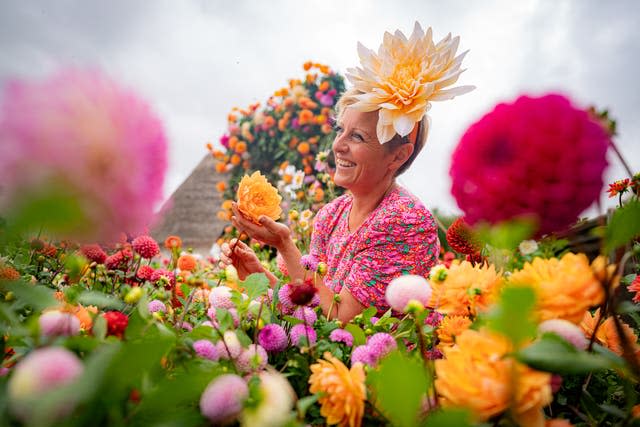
[{"left": 332, "top": 133, "right": 348, "bottom": 153}]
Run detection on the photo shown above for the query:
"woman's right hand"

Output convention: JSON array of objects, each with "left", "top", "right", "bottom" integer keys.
[
  {"left": 219, "top": 239, "right": 264, "bottom": 280},
  {"left": 231, "top": 203, "right": 291, "bottom": 249}
]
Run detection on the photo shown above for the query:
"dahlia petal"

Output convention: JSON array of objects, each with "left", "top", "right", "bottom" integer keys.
[
  {"left": 393, "top": 114, "right": 416, "bottom": 137},
  {"left": 430, "top": 85, "right": 476, "bottom": 101}
]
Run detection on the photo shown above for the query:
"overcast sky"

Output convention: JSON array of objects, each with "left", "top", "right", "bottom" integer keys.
[{"left": 1, "top": 0, "right": 638, "bottom": 216}]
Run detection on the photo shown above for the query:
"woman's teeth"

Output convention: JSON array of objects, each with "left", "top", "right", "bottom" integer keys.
[{"left": 336, "top": 159, "right": 355, "bottom": 168}]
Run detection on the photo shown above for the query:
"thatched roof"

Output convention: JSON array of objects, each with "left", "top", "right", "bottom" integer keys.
[{"left": 151, "top": 154, "right": 228, "bottom": 254}]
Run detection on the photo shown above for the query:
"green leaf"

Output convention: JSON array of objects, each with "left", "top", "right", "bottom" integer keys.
[
  {"left": 515, "top": 333, "right": 622, "bottom": 374},
  {"left": 361, "top": 306, "right": 377, "bottom": 324},
  {"left": 345, "top": 323, "right": 366, "bottom": 346},
  {"left": 296, "top": 394, "right": 320, "bottom": 418},
  {"left": 486, "top": 286, "right": 537, "bottom": 346},
  {"left": 423, "top": 408, "right": 473, "bottom": 427},
  {"left": 606, "top": 199, "right": 640, "bottom": 251},
  {"left": 1, "top": 281, "right": 58, "bottom": 311},
  {"left": 243, "top": 273, "right": 270, "bottom": 301},
  {"left": 367, "top": 350, "right": 431, "bottom": 427},
  {"left": 77, "top": 291, "right": 124, "bottom": 310},
  {"left": 475, "top": 217, "right": 536, "bottom": 250},
  {"left": 215, "top": 308, "right": 233, "bottom": 331},
  {"left": 92, "top": 313, "right": 107, "bottom": 340},
  {"left": 282, "top": 315, "right": 304, "bottom": 326}
]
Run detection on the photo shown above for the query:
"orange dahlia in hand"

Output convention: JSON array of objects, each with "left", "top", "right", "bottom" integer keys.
[
  {"left": 309, "top": 352, "right": 366, "bottom": 427},
  {"left": 236, "top": 171, "right": 282, "bottom": 224}
]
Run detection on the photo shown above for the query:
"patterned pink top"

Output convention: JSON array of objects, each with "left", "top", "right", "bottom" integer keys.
[{"left": 310, "top": 185, "right": 439, "bottom": 314}]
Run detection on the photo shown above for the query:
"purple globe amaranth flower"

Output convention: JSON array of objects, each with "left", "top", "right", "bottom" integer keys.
[
  {"left": 0, "top": 69, "right": 168, "bottom": 242},
  {"left": 367, "top": 333, "right": 397, "bottom": 359},
  {"left": 235, "top": 344, "right": 268, "bottom": 374},
  {"left": 385, "top": 275, "right": 432, "bottom": 313},
  {"left": 539, "top": 319, "right": 589, "bottom": 350},
  {"left": 289, "top": 324, "right": 317, "bottom": 347},
  {"left": 193, "top": 339, "right": 219, "bottom": 361},
  {"left": 329, "top": 329, "right": 354, "bottom": 346},
  {"left": 8, "top": 347, "right": 83, "bottom": 421},
  {"left": 351, "top": 345, "right": 376, "bottom": 366},
  {"left": 147, "top": 299, "right": 167, "bottom": 314},
  {"left": 300, "top": 254, "right": 319, "bottom": 272},
  {"left": 258, "top": 324, "right": 288, "bottom": 353},
  {"left": 292, "top": 306, "right": 317, "bottom": 325},
  {"left": 450, "top": 94, "right": 610, "bottom": 236},
  {"left": 199, "top": 374, "right": 248, "bottom": 425},
  {"left": 39, "top": 310, "right": 80, "bottom": 337}
]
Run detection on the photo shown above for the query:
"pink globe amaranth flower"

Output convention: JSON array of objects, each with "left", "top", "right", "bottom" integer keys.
[
  {"left": 351, "top": 345, "right": 376, "bottom": 366},
  {"left": 199, "top": 374, "right": 248, "bottom": 425},
  {"left": 209, "top": 286, "right": 235, "bottom": 310},
  {"left": 193, "top": 339, "right": 219, "bottom": 361},
  {"left": 131, "top": 235, "right": 160, "bottom": 259},
  {"left": 8, "top": 347, "right": 83, "bottom": 421},
  {"left": 80, "top": 244, "right": 107, "bottom": 264},
  {"left": 235, "top": 344, "right": 268, "bottom": 374},
  {"left": 367, "top": 333, "right": 397, "bottom": 359},
  {"left": 258, "top": 324, "right": 288, "bottom": 353},
  {"left": 136, "top": 265, "right": 155, "bottom": 281},
  {"left": 539, "top": 319, "right": 589, "bottom": 350},
  {"left": 292, "top": 306, "right": 317, "bottom": 325},
  {"left": 329, "top": 329, "right": 354, "bottom": 346},
  {"left": 39, "top": 310, "right": 81, "bottom": 337},
  {"left": 147, "top": 299, "right": 167, "bottom": 314},
  {"left": 0, "top": 69, "right": 168, "bottom": 242},
  {"left": 385, "top": 275, "right": 432, "bottom": 313},
  {"left": 289, "top": 324, "right": 317, "bottom": 347},
  {"left": 450, "top": 94, "right": 609, "bottom": 236}
]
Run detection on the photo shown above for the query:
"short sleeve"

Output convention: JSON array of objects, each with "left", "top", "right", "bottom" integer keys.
[{"left": 343, "top": 205, "right": 440, "bottom": 312}]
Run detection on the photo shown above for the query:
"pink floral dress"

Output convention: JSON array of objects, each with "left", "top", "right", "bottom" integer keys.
[{"left": 310, "top": 185, "right": 439, "bottom": 313}]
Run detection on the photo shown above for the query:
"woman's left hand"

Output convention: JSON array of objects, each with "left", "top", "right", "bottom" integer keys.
[{"left": 231, "top": 203, "right": 291, "bottom": 249}]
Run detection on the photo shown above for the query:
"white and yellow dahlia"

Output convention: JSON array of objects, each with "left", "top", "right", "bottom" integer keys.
[{"left": 346, "top": 22, "right": 474, "bottom": 143}]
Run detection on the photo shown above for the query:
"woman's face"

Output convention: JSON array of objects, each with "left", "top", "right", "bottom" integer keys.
[{"left": 332, "top": 108, "right": 398, "bottom": 193}]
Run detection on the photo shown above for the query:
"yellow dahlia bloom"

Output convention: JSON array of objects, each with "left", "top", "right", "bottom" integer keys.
[
  {"left": 429, "top": 261, "right": 503, "bottom": 317},
  {"left": 580, "top": 309, "right": 639, "bottom": 357},
  {"left": 236, "top": 171, "right": 282, "bottom": 224},
  {"left": 346, "top": 22, "right": 474, "bottom": 143},
  {"left": 309, "top": 352, "right": 365, "bottom": 427},
  {"left": 508, "top": 253, "right": 604, "bottom": 324},
  {"left": 435, "top": 329, "right": 552, "bottom": 427}
]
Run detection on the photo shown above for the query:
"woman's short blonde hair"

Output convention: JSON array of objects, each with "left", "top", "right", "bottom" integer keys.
[{"left": 335, "top": 88, "right": 428, "bottom": 176}]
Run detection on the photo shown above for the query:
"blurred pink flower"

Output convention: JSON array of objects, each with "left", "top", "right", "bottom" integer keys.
[
  {"left": 385, "top": 274, "right": 432, "bottom": 313},
  {"left": 199, "top": 374, "right": 248, "bottom": 425},
  {"left": 0, "top": 69, "right": 168, "bottom": 242},
  {"left": 450, "top": 94, "right": 609, "bottom": 235}
]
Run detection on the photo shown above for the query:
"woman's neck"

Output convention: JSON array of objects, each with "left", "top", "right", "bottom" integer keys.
[{"left": 349, "top": 179, "right": 396, "bottom": 231}]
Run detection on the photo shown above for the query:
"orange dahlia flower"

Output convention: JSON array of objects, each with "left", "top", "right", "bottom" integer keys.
[
  {"left": 309, "top": 352, "right": 366, "bottom": 427},
  {"left": 164, "top": 235, "right": 182, "bottom": 250},
  {"left": 429, "top": 261, "right": 503, "bottom": 317},
  {"left": 177, "top": 254, "right": 197, "bottom": 272},
  {"left": 580, "top": 309, "right": 639, "bottom": 356},
  {"left": 508, "top": 253, "right": 604, "bottom": 324},
  {"left": 435, "top": 329, "right": 551, "bottom": 426},
  {"left": 437, "top": 315, "right": 472, "bottom": 348},
  {"left": 236, "top": 171, "right": 282, "bottom": 224}
]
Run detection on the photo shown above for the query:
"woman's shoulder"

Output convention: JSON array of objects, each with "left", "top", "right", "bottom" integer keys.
[{"left": 373, "top": 185, "right": 436, "bottom": 229}]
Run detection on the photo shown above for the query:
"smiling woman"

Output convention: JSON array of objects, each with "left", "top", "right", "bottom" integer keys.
[{"left": 220, "top": 22, "right": 474, "bottom": 322}]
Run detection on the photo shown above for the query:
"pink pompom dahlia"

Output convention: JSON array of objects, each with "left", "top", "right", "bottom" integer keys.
[
  {"left": 0, "top": 69, "right": 168, "bottom": 242},
  {"left": 80, "top": 244, "right": 107, "bottom": 264},
  {"left": 258, "top": 324, "right": 288, "bottom": 353},
  {"left": 199, "top": 374, "right": 248, "bottom": 425},
  {"left": 39, "top": 310, "right": 80, "bottom": 337},
  {"left": 450, "top": 94, "right": 609, "bottom": 236},
  {"left": 8, "top": 347, "right": 83, "bottom": 421},
  {"left": 385, "top": 275, "right": 432, "bottom": 313},
  {"left": 132, "top": 235, "right": 160, "bottom": 259}
]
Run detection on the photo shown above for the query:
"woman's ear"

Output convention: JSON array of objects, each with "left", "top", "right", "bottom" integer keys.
[{"left": 389, "top": 143, "right": 414, "bottom": 171}]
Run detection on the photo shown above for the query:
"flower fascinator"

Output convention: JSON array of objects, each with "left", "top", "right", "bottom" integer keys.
[{"left": 345, "top": 22, "right": 475, "bottom": 144}]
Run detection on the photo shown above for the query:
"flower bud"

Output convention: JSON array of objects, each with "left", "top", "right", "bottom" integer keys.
[
  {"left": 317, "top": 262, "right": 328, "bottom": 275},
  {"left": 124, "top": 287, "right": 144, "bottom": 304}
]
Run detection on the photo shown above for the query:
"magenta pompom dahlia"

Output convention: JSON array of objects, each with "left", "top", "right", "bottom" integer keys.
[
  {"left": 147, "top": 299, "right": 167, "bottom": 314},
  {"left": 367, "top": 333, "right": 397, "bottom": 359},
  {"left": 329, "top": 329, "right": 354, "bottom": 346},
  {"left": 0, "top": 69, "right": 168, "bottom": 242},
  {"left": 289, "top": 324, "right": 317, "bottom": 347},
  {"left": 193, "top": 339, "right": 219, "bottom": 361},
  {"left": 450, "top": 94, "right": 610, "bottom": 235},
  {"left": 258, "top": 324, "right": 288, "bottom": 353}
]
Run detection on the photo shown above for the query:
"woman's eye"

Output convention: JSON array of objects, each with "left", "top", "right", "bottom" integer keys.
[
  {"left": 333, "top": 124, "right": 343, "bottom": 134},
  {"left": 352, "top": 133, "right": 364, "bottom": 142}
]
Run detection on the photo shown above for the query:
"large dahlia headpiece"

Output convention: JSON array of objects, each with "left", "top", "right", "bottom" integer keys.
[{"left": 345, "top": 22, "right": 475, "bottom": 144}]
